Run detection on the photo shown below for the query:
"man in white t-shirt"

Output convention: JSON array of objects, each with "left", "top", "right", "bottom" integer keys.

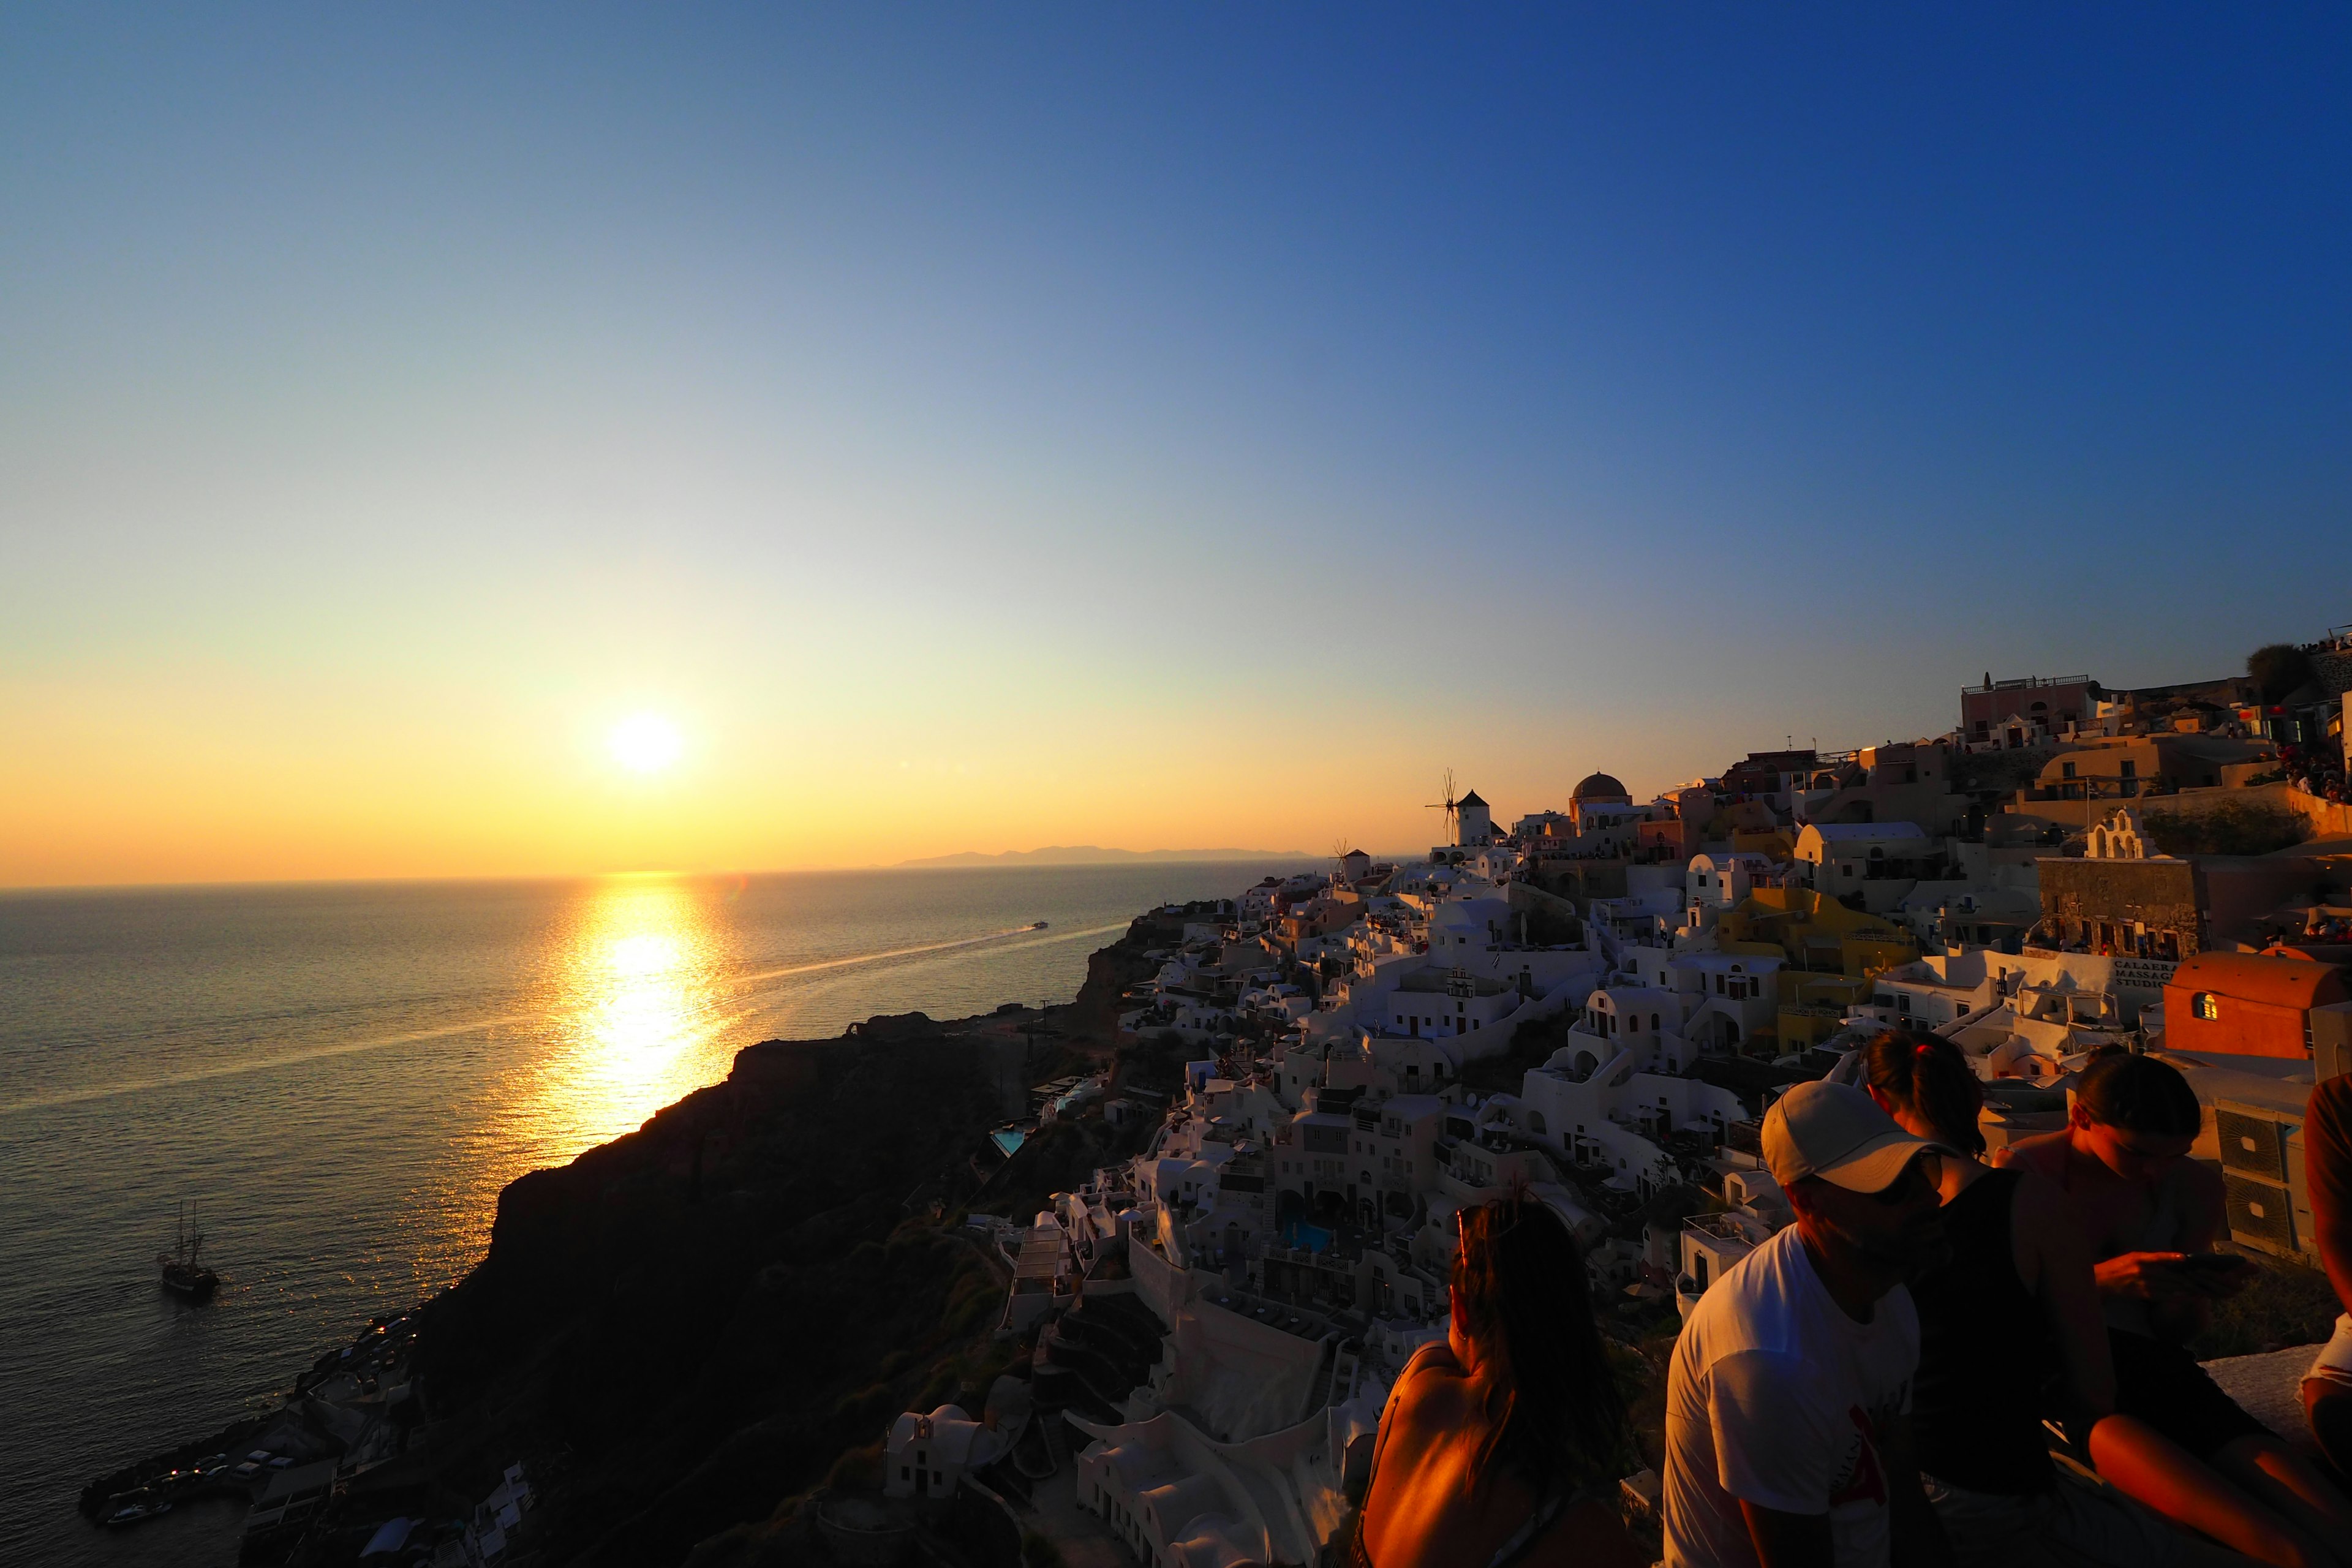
[{"left": 1665, "top": 1080, "right": 1959, "bottom": 1568}]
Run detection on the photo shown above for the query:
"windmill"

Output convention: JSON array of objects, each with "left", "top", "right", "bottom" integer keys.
[{"left": 1425, "top": 769, "right": 1460, "bottom": 845}]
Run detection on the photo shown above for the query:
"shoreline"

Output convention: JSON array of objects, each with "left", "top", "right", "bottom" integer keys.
[{"left": 71, "top": 913, "right": 1167, "bottom": 1559}]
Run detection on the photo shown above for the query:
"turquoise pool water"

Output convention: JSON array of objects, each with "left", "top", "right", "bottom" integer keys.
[
  {"left": 1281, "top": 1219, "right": 1334, "bottom": 1254},
  {"left": 989, "top": 1128, "right": 1027, "bottom": 1158}
]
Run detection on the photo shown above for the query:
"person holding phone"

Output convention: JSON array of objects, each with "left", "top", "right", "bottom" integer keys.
[
  {"left": 1856, "top": 1030, "right": 2248, "bottom": 1567},
  {"left": 2001, "top": 1054, "right": 2352, "bottom": 1566}
]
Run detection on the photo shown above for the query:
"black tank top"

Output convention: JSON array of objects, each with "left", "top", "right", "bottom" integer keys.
[{"left": 1910, "top": 1167, "right": 2059, "bottom": 1494}]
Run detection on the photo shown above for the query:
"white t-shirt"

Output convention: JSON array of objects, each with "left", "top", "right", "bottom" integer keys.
[{"left": 1663, "top": 1224, "right": 1920, "bottom": 1568}]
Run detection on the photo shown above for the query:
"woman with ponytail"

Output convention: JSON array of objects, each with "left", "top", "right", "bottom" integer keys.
[
  {"left": 1862, "top": 1029, "right": 2259, "bottom": 1567},
  {"left": 1352, "top": 1194, "right": 1642, "bottom": 1567}
]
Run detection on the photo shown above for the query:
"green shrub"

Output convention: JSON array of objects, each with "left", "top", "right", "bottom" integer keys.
[
  {"left": 2248, "top": 644, "right": 2315, "bottom": 703},
  {"left": 2190, "top": 1256, "right": 2340, "bottom": 1359},
  {"left": 2143, "top": 802, "right": 2307, "bottom": 857},
  {"left": 824, "top": 1442, "right": 883, "bottom": 1492}
]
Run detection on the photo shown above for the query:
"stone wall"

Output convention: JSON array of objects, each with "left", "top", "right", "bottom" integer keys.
[
  {"left": 2038, "top": 858, "right": 2203, "bottom": 952},
  {"left": 2305, "top": 649, "right": 2352, "bottom": 697}
]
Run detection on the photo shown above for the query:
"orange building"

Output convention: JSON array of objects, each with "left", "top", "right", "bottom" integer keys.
[{"left": 2163, "top": 951, "right": 2349, "bottom": 1058}]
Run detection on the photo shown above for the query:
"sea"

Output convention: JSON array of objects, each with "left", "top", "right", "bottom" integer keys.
[{"left": 0, "top": 861, "right": 1313, "bottom": 1566}]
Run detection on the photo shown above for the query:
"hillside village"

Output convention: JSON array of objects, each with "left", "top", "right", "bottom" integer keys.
[
  {"left": 83, "top": 637, "right": 2352, "bottom": 1568},
  {"left": 855, "top": 636, "right": 2352, "bottom": 1567}
]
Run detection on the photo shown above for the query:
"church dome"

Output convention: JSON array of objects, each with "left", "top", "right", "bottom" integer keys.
[{"left": 1571, "top": 772, "right": 1629, "bottom": 802}]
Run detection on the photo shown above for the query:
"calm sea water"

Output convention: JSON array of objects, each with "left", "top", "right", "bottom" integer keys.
[{"left": 0, "top": 862, "right": 1308, "bottom": 1566}]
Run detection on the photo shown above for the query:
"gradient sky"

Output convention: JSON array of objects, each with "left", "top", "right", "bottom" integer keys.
[{"left": 5, "top": 6, "right": 2350, "bottom": 886}]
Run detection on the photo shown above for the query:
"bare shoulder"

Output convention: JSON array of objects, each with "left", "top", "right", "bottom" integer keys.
[
  {"left": 1996, "top": 1131, "right": 2068, "bottom": 1177},
  {"left": 1392, "top": 1342, "right": 1469, "bottom": 1413}
]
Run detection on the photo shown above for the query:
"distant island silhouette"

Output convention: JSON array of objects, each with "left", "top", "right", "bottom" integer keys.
[{"left": 895, "top": 845, "right": 1310, "bottom": 868}]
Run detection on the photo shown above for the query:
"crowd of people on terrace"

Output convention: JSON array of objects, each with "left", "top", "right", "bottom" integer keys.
[
  {"left": 2282, "top": 744, "right": 2347, "bottom": 804},
  {"left": 1347, "top": 1041, "right": 2352, "bottom": 1568}
]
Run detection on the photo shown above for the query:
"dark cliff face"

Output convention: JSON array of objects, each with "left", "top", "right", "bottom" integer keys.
[
  {"left": 404, "top": 925, "right": 1158, "bottom": 1566},
  {"left": 409, "top": 1030, "right": 1006, "bottom": 1564}
]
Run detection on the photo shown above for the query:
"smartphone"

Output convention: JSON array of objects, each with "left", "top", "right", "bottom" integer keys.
[{"left": 2170, "top": 1253, "right": 2245, "bottom": 1273}]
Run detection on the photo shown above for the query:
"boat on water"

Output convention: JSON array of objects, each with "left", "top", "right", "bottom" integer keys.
[
  {"left": 158, "top": 1200, "right": 220, "bottom": 1300},
  {"left": 104, "top": 1492, "right": 171, "bottom": 1528}
]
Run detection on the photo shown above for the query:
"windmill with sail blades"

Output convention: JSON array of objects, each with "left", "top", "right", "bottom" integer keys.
[{"left": 1425, "top": 769, "right": 1461, "bottom": 850}]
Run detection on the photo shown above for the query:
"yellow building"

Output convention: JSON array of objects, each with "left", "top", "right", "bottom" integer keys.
[
  {"left": 1713, "top": 887, "right": 1920, "bottom": 1052},
  {"left": 1728, "top": 827, "right": 1796, "bottom": 861}
]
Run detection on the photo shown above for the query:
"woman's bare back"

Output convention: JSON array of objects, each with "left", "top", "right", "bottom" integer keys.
[{"left": 1355, "top": 1348, "right": 1642, "bottom": 1568}]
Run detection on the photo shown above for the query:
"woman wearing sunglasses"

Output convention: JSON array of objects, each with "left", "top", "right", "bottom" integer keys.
[{"left": 1351, "top": 1194, "right": 1642, "bottom": 1568}]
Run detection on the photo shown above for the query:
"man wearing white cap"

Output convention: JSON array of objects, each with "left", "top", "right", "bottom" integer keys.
[{"left": 1664, "top": 1080, "right": 1959, "bottom": 1568}]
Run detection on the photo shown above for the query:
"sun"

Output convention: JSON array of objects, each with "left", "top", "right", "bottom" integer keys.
[{"left": 608, "top": 712, "right": 683, "bottom": 774}]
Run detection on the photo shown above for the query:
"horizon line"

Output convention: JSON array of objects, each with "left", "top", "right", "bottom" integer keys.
[{"left": 0, "top": 849, "right": 1356, "bottom": 898}]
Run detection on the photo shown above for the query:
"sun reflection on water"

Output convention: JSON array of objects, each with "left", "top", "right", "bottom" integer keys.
[{"left": 532, "top": 876, "right": 734, "bottom": 1159}]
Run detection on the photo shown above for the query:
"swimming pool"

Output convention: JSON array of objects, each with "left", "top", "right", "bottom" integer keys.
[
  {"left": 1281, "top": 1219, "right": 1334, "bottom": 1254},
  {"left": 989, "top": 1128, "right": 1026, "bottom": 1158}
]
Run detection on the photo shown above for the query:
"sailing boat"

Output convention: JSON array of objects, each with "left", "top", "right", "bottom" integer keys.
[{"left": 158, "top": 1200, "right": 219, "bottom": 1300}]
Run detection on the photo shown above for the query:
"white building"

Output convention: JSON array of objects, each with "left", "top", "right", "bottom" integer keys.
[
  {"left": 1684, "top": 852, "right": 1782, "bottom": 930},
  {"left": 1513, "top": 1043, "right": 1746, "bottom": 1196},
  {"left": 1074, "top": 1395, "right": 1375, "bottom": 1568},
  {"left": 1793, "top": 821, "right": 1936, "bottom": 911},
  {"left": 884, "top": 1404, "right": 1009, "bottom": 1499}
]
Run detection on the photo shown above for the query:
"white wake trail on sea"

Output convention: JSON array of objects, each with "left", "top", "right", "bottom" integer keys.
[
  {"left": 0, "top": 1012, "right": 542, "bottom": 1117},
  {"left": 0, "top": 921, "right": 1136, "bottom": 1117}
]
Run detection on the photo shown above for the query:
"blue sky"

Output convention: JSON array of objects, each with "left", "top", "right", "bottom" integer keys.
[{"left": 4, "top": 6, "right": 2349, "bottom": 881}]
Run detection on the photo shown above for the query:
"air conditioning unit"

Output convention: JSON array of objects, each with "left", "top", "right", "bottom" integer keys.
[{"left": 2214, "top": 1098, "right": 2314, "bottom": 1261}]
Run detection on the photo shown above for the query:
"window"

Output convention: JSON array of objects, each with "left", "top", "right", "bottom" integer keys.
[
  {"left": 2120, "top": 760, "right": 2137, "bottom": 778},
  {"left": 1652, "top": 1013, "right": 1661, "bottom": 1031},
  {"left": 2193, "top": 992, "right": 2220, "bottom": 1022},
  {"left": 2062, "top": 762, "right": 2076, "bottom": 780}
]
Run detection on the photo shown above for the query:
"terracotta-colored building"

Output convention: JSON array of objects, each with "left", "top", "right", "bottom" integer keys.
[
  {"left": 2163, "top": 951, "right": 2349, "bottom": 1059},
  {"left": 1962, "top": 674, "right": 2100, "bottom": 743}
]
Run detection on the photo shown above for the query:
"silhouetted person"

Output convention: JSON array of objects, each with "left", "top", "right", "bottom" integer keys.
[
  {"left": 2003, "top": 1054, "right": 2352, "bottom": 1566},
  {"left": 2302, "top": 1074, "right": 2352, "bottom": 1479},
  {"left": 1664, "top": 1080, "right": 1958, "bottom": 1568},
  {"left": 1354, "top": 1196, "right": 1642, "bottom": 1568},
  {"left": 1861, "top": 1030, "right": 2249, "bottom": 1567}
]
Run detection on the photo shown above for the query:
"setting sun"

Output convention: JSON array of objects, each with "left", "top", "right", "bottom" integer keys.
[{"left": 608, "top": 713, "right": 683, "bottom": 774}]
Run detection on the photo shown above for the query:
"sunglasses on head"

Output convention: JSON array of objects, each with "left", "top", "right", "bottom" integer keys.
[{"left": 1455, "top": 1196, "right": 1529, "bottom": 1243}]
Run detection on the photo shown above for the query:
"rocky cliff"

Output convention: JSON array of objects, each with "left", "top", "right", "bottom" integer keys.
[{"left": 393, "top": 924, "right": 1162, "bottom": 1566}]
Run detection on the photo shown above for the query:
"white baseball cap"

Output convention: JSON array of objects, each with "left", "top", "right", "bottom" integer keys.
[{"left": 1764, "top": 1080, "right": 1953, "bottom": 1193}]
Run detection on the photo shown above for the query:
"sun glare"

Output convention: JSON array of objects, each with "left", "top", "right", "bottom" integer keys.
[{"left": 608, "top": 713, "right": 683, "bottom": 774}]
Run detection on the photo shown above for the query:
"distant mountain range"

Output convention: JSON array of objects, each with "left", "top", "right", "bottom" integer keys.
[{"left": 895, "top": 845, "right": 1312, "bottom": 869}]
